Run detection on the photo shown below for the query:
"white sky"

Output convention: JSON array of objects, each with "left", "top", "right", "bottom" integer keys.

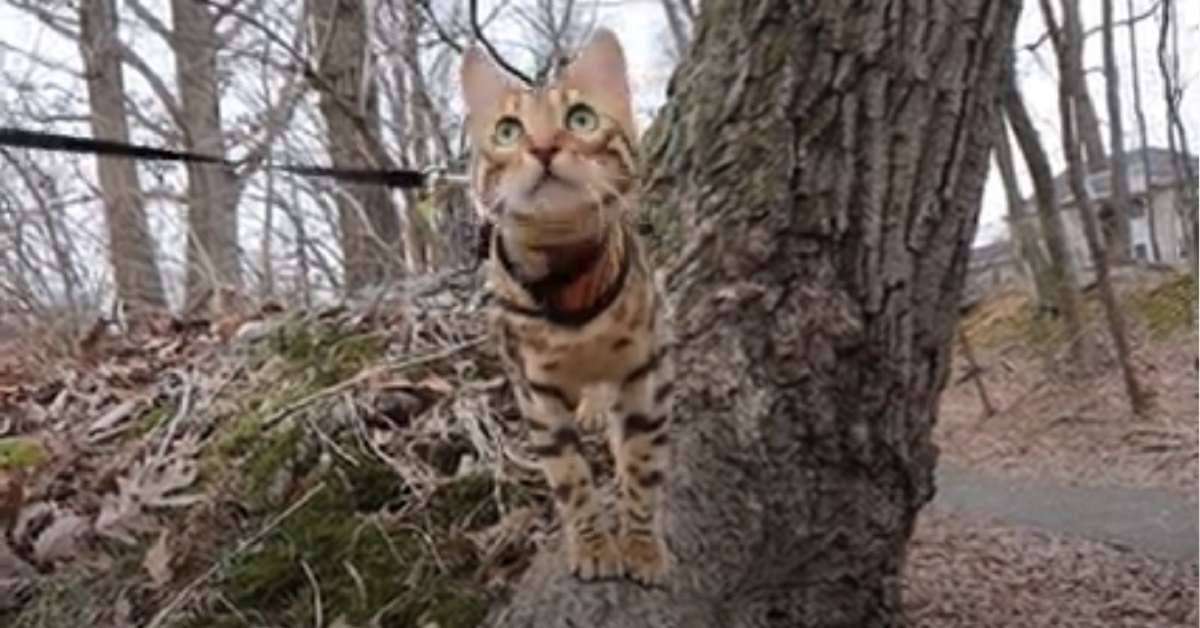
[{"left": 0, "top": 0, "right": 1196, "bottom": 269}]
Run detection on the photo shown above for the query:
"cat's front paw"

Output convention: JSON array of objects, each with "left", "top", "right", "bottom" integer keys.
[
  {"left": 567, "top": 532, "right": 623, "bottom": 581},
  {"left": 574, "top": 383, "right": 617, "bottom": 432},
  {"left": 619, "top": 531, "right": 670, "bottom": 587}
]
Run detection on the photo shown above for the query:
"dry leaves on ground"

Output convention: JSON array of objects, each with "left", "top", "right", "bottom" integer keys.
[{"left": 903, "top": 511, "right": 1198, "bottom": 628}]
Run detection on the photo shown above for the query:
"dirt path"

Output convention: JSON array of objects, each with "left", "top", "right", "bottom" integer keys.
[{"left": 931, "top": 459, "right": 1198, "bottom": 563}]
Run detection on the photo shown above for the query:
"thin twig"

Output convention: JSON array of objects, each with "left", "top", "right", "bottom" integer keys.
[
  {"left": 468, "top": 0, "right": 534, "bottom": 85},
  {"left": 259, "top": 337, "right": 485, "bottom": 431}
]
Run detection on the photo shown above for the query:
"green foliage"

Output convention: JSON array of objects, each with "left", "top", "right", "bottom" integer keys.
[
  {"left": 0, "top": 436, "right": 46, "bottom": 470},
  {"left": 202, "top": 467, "right": 497, "bottom": 628},
  {"left": 1129, "top": 271, "right": 1197, "bottom": 337}
]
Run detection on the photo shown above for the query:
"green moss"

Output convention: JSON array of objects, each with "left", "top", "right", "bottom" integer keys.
[
  {"left": 242, "top": 423, "right": 304, "bottom": 505},
  {"left": 267, "top": 320, "right": 386, "bottom": 386},
  {"left": 427, "top": 474, "right": 497, "bottom": 529},
  {"left": 2, "top": 570, "right": 90, "bottom": 628},
  {"left": 132, "top": 403, "right": 174, "bottom": 437},
  {"left": 218, "top": 481, "right": 417, "bottom": 626},
  {"left": 1129, "top": 272, "right": 1197, "bottom": 337},
  {"left": 422, "top": 589, "right": 489, "bottom": 628},
  {"left": 0, "top": 436, "right": 46, "bottom": 470}
]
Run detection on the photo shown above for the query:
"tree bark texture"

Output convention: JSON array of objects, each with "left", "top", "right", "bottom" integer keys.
[
  {"left": 307, "top": 0, "right": 405, "bottom": 295},
  {"left": 484, "top": 1, "right": 1020, "bottom": 627},
  {"left": 171, "top": 0, "right": 243, "bottom": 314},
  {"left": 1051, "top": 0, "right": 1148, "bottom": 416},
  {"left": 78, "top": 0, "right": 167, "bottom": 312}
]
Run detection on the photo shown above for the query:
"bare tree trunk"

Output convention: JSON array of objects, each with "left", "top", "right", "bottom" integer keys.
[
  {"left": 307, "top": 0, "right": 405, "bottom": 295},
  {"left": 993, "top": 112, "right": 1053, "bottom": 305},
  {"left": 1045, "top": 0, "right": 1148, "bottom": 418},
  {"left": 1157, "top": 0, "right": 1198, "bottom": 272},
  {"left": 1050, "top": 0, "right": 1130, "bottom": 265},
  {"left": 1100, "top": 0, "right": 1135, "bottom": 266},
  {"left": 1126, "top": 0, "right": 1162, "bottom": 262},
  {"left": 1000, "top": 52, "right": 1089, "bottom": 366},
  {"left": 658, "top": 0, "right": 694, "bottom": 62},
  {"left": 78, "top": 0, "right": 167, "bottom": 312},
  {"left": 171, "top": 0, "right": 242, "bottom": 315},
  {"left": 483, "top": 0, "right": 1019, "bottom": 625}
]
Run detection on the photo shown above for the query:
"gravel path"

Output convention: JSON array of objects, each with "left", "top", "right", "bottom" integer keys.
[{"left": 932, "top": 459, "right": 1198, "bottom": 563}]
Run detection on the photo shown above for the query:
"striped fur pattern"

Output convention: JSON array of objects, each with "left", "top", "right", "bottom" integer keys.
[{"left": 458, "top": 29, "right": 674, "bottom": 585}]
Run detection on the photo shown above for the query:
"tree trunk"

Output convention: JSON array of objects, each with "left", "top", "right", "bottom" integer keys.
[
  {"left": 78, "top": 0, "right": 167, "bottom": 313},
  {"left": 171, "top": 0, "right": 242, "bottom": 315},
  {"left": 993, "top": 112, "right": 1053, "bottom": 305},
  {"left": 999, "top": 53, "right": 1088, "bottom": 366},
  {"left": 1100, "top": 0, "right": 1134, "bottom": 266},
  {"left": 1125, "top": 0, "right": 1162, "bottom": 262},
  {"left": 307, "top": 0, "right": 405, "bottom": 296},
  {"left": 1048, "top": 0, "right": 1149, "bottom": 417},
  {"left": 483, "top": 1, "right": 1019, "bottom": 626},
  {"left": 1157, "top": 0, "right": 1199, "bottom": 273}
]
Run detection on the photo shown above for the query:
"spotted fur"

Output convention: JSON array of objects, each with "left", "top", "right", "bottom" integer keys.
[{"left": 458, "top": 29, "right": 674, "bottom": 585}]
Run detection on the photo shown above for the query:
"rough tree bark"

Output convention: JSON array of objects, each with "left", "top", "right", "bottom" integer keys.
[
  {"left": 171, "top": 0, "right": 242, "bottom": 314},
  {"left": 1047, "top": 0, "right": 1148, "bottom": 417},
  {"left": 78, "top": 0, "right": 167, "bottom": 312},
  {"left": 999, "top": 52, "right": 1088, "bottom": 366},
  {"left": 307, "top": 0, "right": 406, "bottom": 295},
  {"left": 483, "top": 1, "right": 1020, "bottom": 626}
]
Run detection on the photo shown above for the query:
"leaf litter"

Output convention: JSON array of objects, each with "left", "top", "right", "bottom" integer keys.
[{"left": 0, "top": 268, "right": 1193, "bottom": 627}]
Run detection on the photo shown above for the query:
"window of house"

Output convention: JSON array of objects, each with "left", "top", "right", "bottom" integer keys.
[
  {"left": 1128, "top": 196, "right": 1147, "bottom": 218},
  {"left": 1133, "top": 243, "right": 1148, "bottom": 260}
]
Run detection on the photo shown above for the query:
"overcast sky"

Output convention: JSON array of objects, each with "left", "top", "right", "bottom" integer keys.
[{"left": 0, "top": 0, "right": 1196, "bottom": 255}]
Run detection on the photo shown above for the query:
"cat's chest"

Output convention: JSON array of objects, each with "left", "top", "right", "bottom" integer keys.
[{"left": 492, "top": 282, "right": 659, "bottom": 385}]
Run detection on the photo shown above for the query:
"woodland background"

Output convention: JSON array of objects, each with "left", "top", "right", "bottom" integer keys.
[{"left": 0, "top": 1, "right": 1195, "bottom": 627}]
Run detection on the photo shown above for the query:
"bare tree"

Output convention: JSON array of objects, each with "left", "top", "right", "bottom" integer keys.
[
  {"left": 482, "top": 0, "right": 1020, "bottom": 625},
  {"left": 1101, "top": 0, "right": 1135, "bottom": 266},
  {"left": 1000, "top": 50, "right": 1089, "bottom": 366},
  {"left": 1043, "top": 0, "right": 1148, "bottom": 417},
  {"left": 1125, "top": 0, "right": 1162, "bottom": 261},
  {"left": 658, "top": 0, "right": 695, "bottom": 62},
  {"left": 993, "top": 112, "right": 1053, "bottom": 306},
  {"left": 77, "top": 0, "right": 167, "bottom": 312},
  {"left": 168, "top": 0, "right": 242, "bottom": 314},
  {"left": 1156, "top": 0, "right": 1198, "bottom": 272},
  {"left": 305, "top": 0, "right": 405, "bottom": 295}
]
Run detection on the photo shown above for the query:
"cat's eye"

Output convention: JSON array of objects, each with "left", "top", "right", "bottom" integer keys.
[
  {"left": 492, "top": 117, "right": 524, "bottom": 147},
  {"left": 564, "top": 103, "right": 600, "bottom": 133}
]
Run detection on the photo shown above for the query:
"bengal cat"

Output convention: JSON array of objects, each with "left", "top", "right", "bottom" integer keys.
[{"left": 458, "top": 29, "right": 674, "bottom": 586}]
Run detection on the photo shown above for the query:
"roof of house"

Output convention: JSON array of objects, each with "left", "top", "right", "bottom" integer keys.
[
  {"left": 968, "top": 238, "right": 1013, "bottom": 270},
  {"left": 1020, "top": 146, "right": 1199, "bottom": 212}
]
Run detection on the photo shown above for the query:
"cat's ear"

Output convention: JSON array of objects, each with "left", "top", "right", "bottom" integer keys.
[
  {"left": 460, "top": 44, "right": 509, "bottom": 114},
  {"left": 562, "top": 28, "right": 630, "bottom": 101}
]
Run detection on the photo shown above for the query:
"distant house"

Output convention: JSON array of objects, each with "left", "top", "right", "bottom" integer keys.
[
  {"left": 1016, "top": 146, "right": 1198, "bottom": 269},
  {"left": 965, "top": 238, "right": 1022, "bottom": 302}
]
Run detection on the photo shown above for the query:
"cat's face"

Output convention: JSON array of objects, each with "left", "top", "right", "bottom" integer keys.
[{"left": 459, "top": 29, "right": 638, "bottom": 247}]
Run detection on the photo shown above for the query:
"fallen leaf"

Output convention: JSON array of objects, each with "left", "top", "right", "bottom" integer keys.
[
  {"left": 31, "top": 509, "right": 90, "bottom": 563},
  {"left": 142, "top": 529, "right": 173, "bottom": 588}
]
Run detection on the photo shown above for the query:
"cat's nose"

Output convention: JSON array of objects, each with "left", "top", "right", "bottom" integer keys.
[{"left": 530, "top": 145, "right": 559, "bottom": 167}]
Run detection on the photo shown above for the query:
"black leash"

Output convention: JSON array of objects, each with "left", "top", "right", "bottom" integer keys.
[{"left": 0, "top": 126, "right": 429, "bottom": 189}]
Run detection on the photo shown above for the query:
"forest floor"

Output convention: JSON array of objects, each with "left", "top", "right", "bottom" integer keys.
[
  {"left": 0, "top": 268, "right": 1194, "bottom": 627},
  {"left": 906, "top": 269, "right": 1198, "bottom": 627}
]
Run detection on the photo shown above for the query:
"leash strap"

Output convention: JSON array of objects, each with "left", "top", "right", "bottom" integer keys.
[{"left": 0, "top": 126, "right": 429, "bottom": 189}]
